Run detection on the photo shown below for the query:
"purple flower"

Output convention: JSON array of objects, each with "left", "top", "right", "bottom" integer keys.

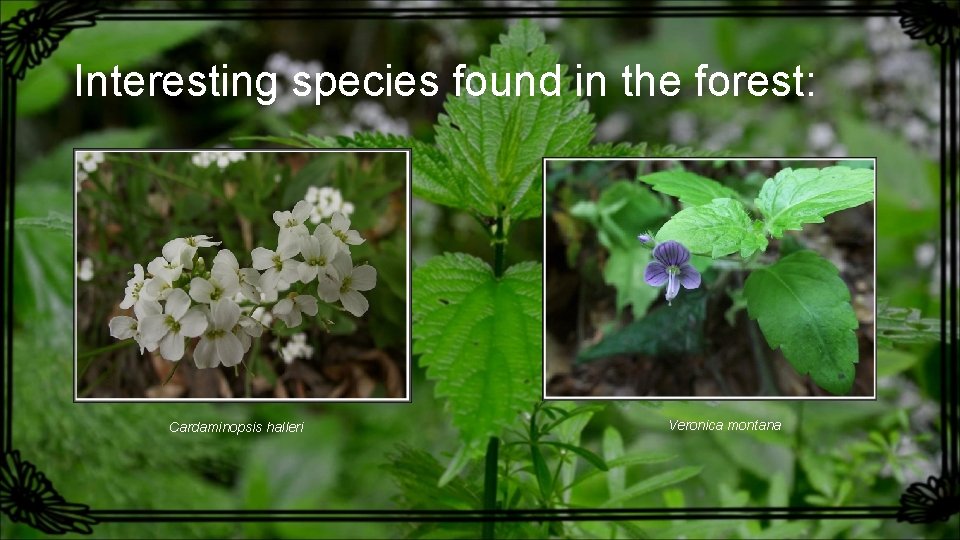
[
  {"left": 644, "top": 240, "right": 701, "bottom": 305},
  {"left": 637, "top": 234, "right": 652, "bottom": 245}
]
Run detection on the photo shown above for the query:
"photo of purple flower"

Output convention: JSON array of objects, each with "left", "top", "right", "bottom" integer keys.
[{"left": 643, "top": 240, "right": 701, "bottom": 305}]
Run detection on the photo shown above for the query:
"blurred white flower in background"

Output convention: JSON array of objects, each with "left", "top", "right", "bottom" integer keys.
[
  {"left": 77, "top": 257, "right": 95, "bottom": 282},
  {"left": 272, "top": 332, "right": 315, "bottom": 364},
  {"left": 305, "top": 186, "right": 355, "bottom": 223},
  {"left": 191, "top": 151, "right": 246, "bottom": 169},
  {"left": 76, "top": 151, "right": 105, "bottom": 191}
]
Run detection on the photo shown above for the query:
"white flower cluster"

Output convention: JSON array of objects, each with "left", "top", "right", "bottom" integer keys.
[
  {"left": 191, "top": 151, "right": 246, "bottom": 169},
  {"left": 76, "top": 151, "right": 105, "bottom": 192},
  {"left": 108, "top": 202, "right": 376, "bottom": 370},
  {"left": 304, "top": 186, "right": 354, "bottom": 223},
  {"left": 264, "top": 52, "right": 323, "bottom": 113},
  {"left": 271, "top": 333, "right": 315, "bottom": 364}
]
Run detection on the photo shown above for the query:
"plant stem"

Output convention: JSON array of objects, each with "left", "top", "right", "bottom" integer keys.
[
  {"left": 481, "top": 436, "right": 500, "bottom": 539},
  {"left": 493, "top": 215, "right": 506, "bottom": 278}
]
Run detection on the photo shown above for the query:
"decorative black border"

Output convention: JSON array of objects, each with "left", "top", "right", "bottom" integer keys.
[{"left": 0, "top": 0, "right": 957, "bottom": 535}]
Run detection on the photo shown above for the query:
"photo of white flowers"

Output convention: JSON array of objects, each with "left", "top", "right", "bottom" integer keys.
[
  {"left": 544, "top": 158, "right": 876, "bottom": 399},
  {"left": 75, "top": 150, "right": 409, "bottom": 401}
]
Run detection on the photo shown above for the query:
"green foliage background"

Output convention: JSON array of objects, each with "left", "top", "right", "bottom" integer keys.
[{"left": 2, "top": 3, "right": 954, "bottom": 539}]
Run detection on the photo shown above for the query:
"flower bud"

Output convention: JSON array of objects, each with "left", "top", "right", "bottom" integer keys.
[{"left": 637, "top": 234, "right": 652, "bottom": 245}]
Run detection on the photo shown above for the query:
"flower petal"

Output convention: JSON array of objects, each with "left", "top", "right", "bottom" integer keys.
[
  {"left": 340, "top": 289, "right": 369, "bottom": 317},
  {"left": 210, "top": 299, "right": 240, "bottom": 330},
  {"left": 643, "top": 261, "right": 669, "bottom": 286},
  {"left": 344, "top": 230, "right": 364, "bottom": 245},
  {"left": 215, "top": 333, "right": 245, "bottom": 367},
  {"left": 251, "top": 247, "right": 275, "bottom": 270},
  {"left": 134, "top": 298, "right": 162, "bottom": 320},
  {"left": 179, "top": 308, "right": 209, "bottom": 338},
  {"left": 193, "top": 338, "right": 218, "bottom": 369},
  {"left": 272, "top": 210, "right": 290, "bottom": 228},
  {"left": 654, "top": 240, "right": 690, "bottom": 267},
  {"left": 159, "top": 332, "right": 185, "bottom": 361},
  {"left": 189, "top": 277, "right": 215, "bottom": 304},
  {"left": 317, "top": 274, "right": 340, "bottom": 302},
  {"left": 665, "top": 272, "right": 680, "bottom": 303},
  {"left": 679, "top": 265, "right": 701, "bottom": 290},
  {"left": 138, "top": 314, "right": 168, "bottom": 343},
  {"left": 351, "top": 265, "right": 377, "bottom": 291},
  {"left": 165, "top": 288, "right": 191, "bottom": 320},
  {"left": 273, "top": 298, "right": 293, "bottom": 315},
  {"left": 331, "top": 251, "right": 353, "bottom": 279},
  {"left": 109, "top": 316, "right": 137, "bottom": 340},
  {"left": 161, "top": 238, "right": 187, "bottom": 264},
  {"left": 295, "top": 295, "right": 319, "bottom": 316},
  {"left": 212, "top": 249, "right": 239, "bottom": 274},
  {"left": 330, "top": 211, "right": 349, "bottom": 231},
  {"left": 292, "top": 200, "right": 312, "bottom": 222}
]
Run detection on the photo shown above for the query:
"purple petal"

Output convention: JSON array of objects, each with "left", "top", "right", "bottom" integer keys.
[
  {"left": 653, "top": 240, "right": 690, "bottom": 266},
  {"left": 665, "top": 272, "right": 680, "bottom": 303},
  {"left": 644, "top": 261, "right": 668, "bottom": 286},
  {"left": 678, "top": 265, "right": 701, "bottom": 289}
]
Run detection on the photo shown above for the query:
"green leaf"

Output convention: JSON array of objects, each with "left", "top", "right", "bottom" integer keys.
[
  {"left": 53, "top": 20, "right": 219, "bottom": 72},
  {"left": 744, "top": 250, "right": 860, "bottom": 395},
  {"left": 434, "top": 20, "right": 594, "bottom": 220},
  {"left": 638, "top": 169, "right": 740, "bottom": 206},
  {"left": 541, "top": 441, "right": 609, "bottom": 471},
  {"left": 578, "top": 289, "right": 706, "bottom": 362},
  {"left": 600, "top": 466, "right": 702, "bottom": 507},
  {"left": 593, "top": 181, "right": 669, "bottom": 250},
  {"left": 413, "top": 254, "right": 542, "bottom": 450},
  {"left": 603, "top": 247, "right": 660, "bottom": 316},
  {"left": 876, "top": 298, "right": 944, "bottom": 347},
  {"left": 530, "top": 443, "right": 554, "bottom": 500},
  {"left": 656, "top": 198, "right": 767, "bottom": 258},
  {"left": 756, "top": 166, "right": 875, "bottom": 238},
  {"left": 14, "top": 211, "right": 71, "bottom": 236},
  {"left": 602, "top": 427, "right": 626, "bottom": 501}
]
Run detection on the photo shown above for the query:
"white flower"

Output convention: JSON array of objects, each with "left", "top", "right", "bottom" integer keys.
[
  {"left": 162, "top": 235, "right": 220, "bottom": 270},
  {"left": 328, "top": 212, "right": 364, "bottom": 253},
  {"left": 277, "top": 333, "right": 314, "bottom": 364},
  {"left": 108, "top": 298, "right": 162, "bottom": 353},
  {"left": 273, "top": 200, "right": 313, "bottom": 245},
  {"left": 77, "top": 258, "right": 95, "bottom": 282},
  {"left": 77, "top": 151, "right": 105, "bottom": 173},
  {"left": 251, "top": 236, "right": 301, "bottom": 292},
  {"left": 139, "top": 289, "right": 208, "bottom": 361},
  {"left": 189, "top": 273, "right": 239, "bottom": 304},
  {"left": 191, "top": 151, "right": 245, "bottom": 169},
  {"left": 76, "top": 151, "right": 105, "bottom": 192},
  {"left": 234, "top": 314, "right": 264, "bottom": 353},
  {"left": 145, "top": 256, "right": 183, "bottom": 300},
  {"left": 297, "top": 227, "right": 338, "bottom": 283},
  {"left": 211, "top": 249, "right": 261, "bottom": 302},
  {"left": 251, "top": 306, "right": 273, "bottom": 327},
  {"left": 193, "top": 299, "right": 245, "bottom": 369},
  {"left": 273, "top": 294, "right": 319, "bottom": 328},
  {"left": 119, "top": 263, "right": 153, "bottom": 309},
  {"left": 317, "top": 252, "right": 376, "bottom": 317}
]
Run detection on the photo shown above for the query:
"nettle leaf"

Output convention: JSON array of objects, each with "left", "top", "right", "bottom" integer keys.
[
  {"left": 434, "top": 20, "right": 594, "bottom": 220},
  {"left": 756, "top": 166, "right": 875, "bottom": 237},
  {"left": 657, "top": 198, "right": 767, "bottom": 258},
  {"left": 413, "top": 254, "right": 542, "bottom": 450},
  {"left": 638, "top": 169, "right": 740, "bottom": 206},
  {"left": 744, "top": 250, "right": 859, "bottom": 395}
]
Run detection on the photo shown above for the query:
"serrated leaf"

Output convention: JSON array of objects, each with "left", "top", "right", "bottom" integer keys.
[
  {"left": 756, "top": 166, "right": 875, "bottom": 237},
  {"left": 413, "top": 254, "right": 542, "bottom": 450},
  {"left": 638, "top": 169, "right": 740, "bottom": 206},
  {"left": 434, "top": 20, "right": 594, "bottom": 220},
  {"left": 657, "top": 198, "right": 767, "bottom": 258},
  {"left": 744, "top": 251, "right": 859, "bottom": 395},
  {"left": 578, "top": 289, "right": 706, "bottom": 362}
]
